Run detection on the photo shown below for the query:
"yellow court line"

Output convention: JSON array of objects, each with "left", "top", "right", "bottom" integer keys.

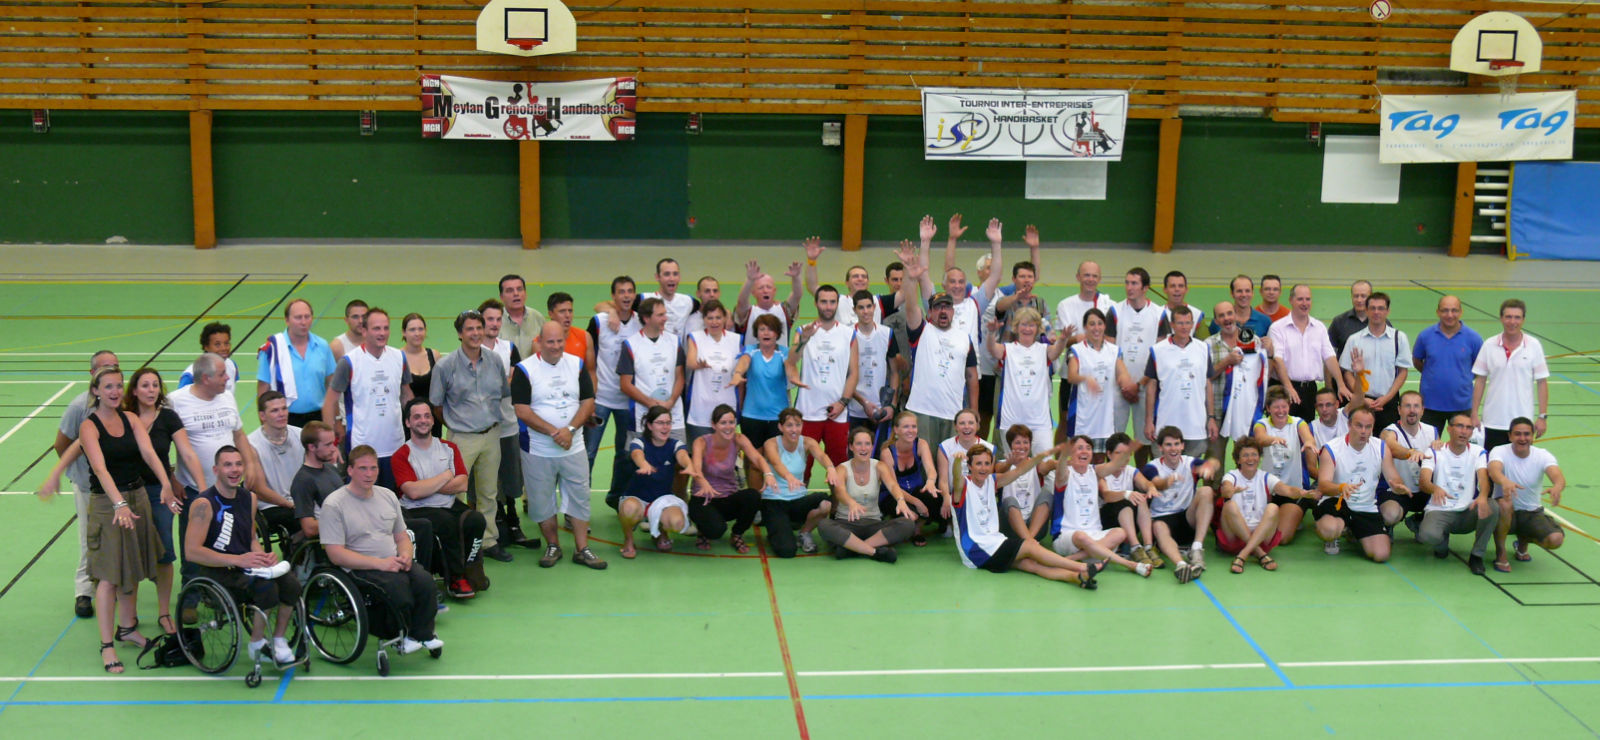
[{"left": 1548, "top": 349, "right": 1600, "bottom": 360}]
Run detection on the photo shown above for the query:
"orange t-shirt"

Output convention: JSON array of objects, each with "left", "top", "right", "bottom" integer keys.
[{"left": 564, "top": 326, "right": 590, "bottom": 361}]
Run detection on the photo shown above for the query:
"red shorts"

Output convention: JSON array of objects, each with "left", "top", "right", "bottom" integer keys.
[
  {"left": 801, "top": 419, "right": 849, "bottom": 478},
  {"left": 1213, "top": 497, "right": 1283, "bottom": 555}
]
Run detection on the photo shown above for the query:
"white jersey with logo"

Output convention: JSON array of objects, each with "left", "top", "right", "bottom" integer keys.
[
  {"left": 1050, "top": 465, "right": 1104, "bottom": 538},
  {"left": 1422, "top": 443, "right": 1486, "bottom": 513},
  {"left": 623, "top": 332, "right": 685, "bottom": 430},
  {"left": 592, "top": 311, "right": 641, "bottom": 411},
  {"left": 1056, "top": 293, "right": 1113, "bottom": 337},
  {"left": 343, "top": 346, "right": 406, "bottom": 457},
  {"left": 742, "top": 302, "right": 792, "bottom": 348},
  {"left": 1142, "top": 454, "right": 1204, "bottom": 516},
  {"left": 1254, "top": 417, "right": 1309, "bottom": 488},
  {"left": 644, "top": 291, "right": 696, "bottom": 338},
  {"left": 1066, "top": 340, "right": 1117, "bottom": 438},
  {"left": 1001, "top": 468, "right": 1051, "bottom": 519},
  {"left": 685, "top": 330, "right": 743, "bottom": 428},
  {"left": 1108, "top": 299, "right": 1163, "bottom": 378},
  {"left": 1489, "top": 444, "right": 1558, "bottom": 512},
  {"left": 795, "top": 323, "right": 855, "bottom": 423},
  {"left": 1101, "top": 464, "right": 1138, "bottom": 494},
  {"left": 1223, "top": 468, "right": 1278, "bottom": 528},
  {"left": 1217, "top": 345, "right": 1269, "bottom": 439},
  {"left": 1384, "top": 421, "right": 1438, "bottom": 494},
  {"left": 951, "top": 292, "right": 985, "bottom": 357},
  {"left": 1311, "top": 410, "right": 1349, "bottom": 450},
  {"left": 1326, "top": 437, "right": 1384, "bottom": 513},
  {"left": 905, "top": 323, "right": 970, "bottom": 420},
  {"left": 849, "top": 324, "right": 891, "bottom": 419},
  {"left": 516, "top": 353, "right": 587, "bottom": 458},
  {"left": 952, "top": 474, "right": 1007, "bottom": 569},
  {"left": 1148, "top": 337, "right": 1211, "bottom": 439}
]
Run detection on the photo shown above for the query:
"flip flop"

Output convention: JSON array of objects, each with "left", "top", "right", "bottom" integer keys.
[
  {"left": 620, "top": 544, "right": 637, "bottom": 559},
  {"left": 655, "top": 534, "right": 673, "bottom": 552},
  {"left": 1493, "top": 559, "right": 1512, "bottom": 573},
  {"left": 695, "top": 535, "right": 711, "bottom": 551},
  {"left": 1514, "top": 540, "right": 1533, "bottom": 562}
]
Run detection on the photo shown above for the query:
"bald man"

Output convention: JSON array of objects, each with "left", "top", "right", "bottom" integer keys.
[
  {"left": 1413, "top": 295, "right": 1483, "bottom": 434},
  {"left": 1054, "top": 260, "right": 1113, "bottom": 443},
  {"left": 735, "top": 257, "right": 803, "bottom": 347}
]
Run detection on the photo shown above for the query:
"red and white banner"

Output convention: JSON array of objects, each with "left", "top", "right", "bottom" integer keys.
[{"left": 421, "top": 75, "right": 636, "bottom": 141}]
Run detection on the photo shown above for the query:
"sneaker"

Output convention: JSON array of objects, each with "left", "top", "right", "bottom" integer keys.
[
  {"left": 1434, "top": 547, "right": 1450, "bottom": 559},
  {"left": 798, "top": 532, "right": 818, "bottom": 554},
  {"left": 1186, "top": 546, "right": 1205, "bottom": 571},
  {"left": 448, "top": 577, "right": 476, "bottom": 599},
  {"left": 871, "top": 546, "right": 898, "bottom": 564},
  {"left": 398, "top": 637, "right": 424, "bottom": 655},
  {"left": 572, "top": 548, "right": 608, "bottom": 570},
  {"left": 1146, "top": 548, "right": 1166, "bottom": 569},
  {"left": 437, "top": 602, "right": 450, "bottom": 615},
  {"left": 1468, "top": 555, "right": 1487, "bottom": 575},
  {"left": 74, "top": 595, "right": 94, "bottom": 619},
  {"left": 271, "top": 637, "right": 295, "bottom": 665},
  {"left": 483, "top": 544, "right": 514, "bottom": 563},
  {"left": 834, "top": 547, "right": 855, "bottom": 560},
  {"left": 1131, "top": 547, "right": 1153, "bottom": 567},
  {"left": 247, "top": 639, "right": 269, "bottom": 662},
  {"left": 539, "top": 544, "right": 563, "bottom": 568},
  {"left": 1324, "top": 539, "right": 1341, "bottom": 556},
  {"left": 421, "top": 637, "right": 444, "bottom": 651},
  {"left": 1175, "top": 561, "right": 1193, "bottom": 584}
]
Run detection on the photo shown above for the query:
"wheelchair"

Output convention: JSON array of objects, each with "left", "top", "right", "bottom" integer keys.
[
  {"left": 175, "top": 573, "right": 310, "bottom": 688},
  {"left": 294, "top": 537, "right": 444, "bottom": 677}
]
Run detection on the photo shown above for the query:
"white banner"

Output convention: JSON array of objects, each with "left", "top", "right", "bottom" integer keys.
[
  {"left": 421, "top": 75, "right": 636, "bottom": 141},
  {"left": 922, "top": 88, "right": 1128, "bottom": 161},
  {"left": 1378, "top": 92, "right": 1574, "bottom": 164}
]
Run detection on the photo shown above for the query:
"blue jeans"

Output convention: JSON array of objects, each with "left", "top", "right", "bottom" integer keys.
[{"left": 584, "top": 405, "right": 633, "bottom": 507}]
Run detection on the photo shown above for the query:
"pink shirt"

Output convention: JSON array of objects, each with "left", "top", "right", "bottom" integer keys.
[{"left": 1268, "top": 314, "right": 1336, "bottom": 382}]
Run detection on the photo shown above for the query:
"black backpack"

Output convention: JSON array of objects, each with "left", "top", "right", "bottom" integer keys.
[{"left": 136, "top": 630, "right": 194, "bottom": 670}]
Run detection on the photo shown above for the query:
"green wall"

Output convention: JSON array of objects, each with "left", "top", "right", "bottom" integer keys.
[{"left": 3, "top": 110, "right": 1595, "bottom": 248}]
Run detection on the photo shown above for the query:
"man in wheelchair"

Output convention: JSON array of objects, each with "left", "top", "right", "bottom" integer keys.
[
  {"left": 184, "top": 445, "right": 302, "bottom": 666},
  {"left": 319, "top": 445, "right": 443, "bottom": 655}
]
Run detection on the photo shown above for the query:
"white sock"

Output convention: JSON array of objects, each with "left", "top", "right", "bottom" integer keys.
[
  {"left": 249, "top": 638, "right": 267, "bottom": 653},
  {"left": 1191, "top": 542, "right": 1204, "bottom": 552}
]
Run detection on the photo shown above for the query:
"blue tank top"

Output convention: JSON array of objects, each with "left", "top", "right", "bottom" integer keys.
[
  {"left": 625, "top": 436, "right": 684, "bottom": 504},
  {"left": 741, "top": 346, "right": 789, "bottom": 421},
  {"left": 767, "top": 436, "right": 809, "bottom": 501},
  {"left": 886, "top": 442, "right": 926, "bottom": 500}
]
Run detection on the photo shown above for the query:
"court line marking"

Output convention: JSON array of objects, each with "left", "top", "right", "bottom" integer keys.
[
  {"left": 1195, "top": 580, "right": 1293, "bottom": 687},
  {"left": 6, "top": 655, "right": 1597, "bottom": 684},
  {"left": 755, "top": 528, "right": 811, "bottom": 740},
  {"left": 0, "top": 382, "right": 75, "bottom": 447}
]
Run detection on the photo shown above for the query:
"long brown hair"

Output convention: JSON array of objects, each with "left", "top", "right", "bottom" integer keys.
[{"left": 120, "top": 367, "right": 167, "bottom": 414}]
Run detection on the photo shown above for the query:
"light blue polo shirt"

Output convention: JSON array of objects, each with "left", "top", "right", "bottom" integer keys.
[{"left": 255, "top": 333, "right": 337, "bottom": 414}]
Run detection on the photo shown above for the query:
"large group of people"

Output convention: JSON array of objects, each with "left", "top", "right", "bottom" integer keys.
[{"left": 41, "top": 221, "right": 1571, "bottom": 671}]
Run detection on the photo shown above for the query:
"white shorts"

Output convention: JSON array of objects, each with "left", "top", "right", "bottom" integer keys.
[
  {"left": 1113, "top": 395, "right": 1150, "bottom": 444},
  {"left": 623, "top": 495, "right": 691, "bottom": 537},
  {"left": 1051, "top": 528, "right": 1108, "bottom": 556}
]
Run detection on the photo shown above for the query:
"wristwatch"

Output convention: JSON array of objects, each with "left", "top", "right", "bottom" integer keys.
[
  {"left": 565, "top": 425, "right": 577, "bottom": 434},
  {"left": 1538, "top": 413, "right": 1548, "bottom": 420}
]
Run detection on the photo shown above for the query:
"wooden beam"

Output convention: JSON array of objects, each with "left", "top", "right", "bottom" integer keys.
[
  {"left": 1449, "top": 161, "right": 1477, "bottom": 258},
  {"left": 1152, "top": 117, "right": 1182, "bottom": 253},
  {"left": 841, "top": 113, "right": 868, "bottom": 251},
  {"left": 519, "top": 140, "right": 540, "bottom": 250},
  {"left": 189, "top": 109, "right": 216, "bottom": 249}
]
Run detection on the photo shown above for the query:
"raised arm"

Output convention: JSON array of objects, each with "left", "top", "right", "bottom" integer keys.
[
  {"left": 781, "top": 260, "right": 804, "bottom": 319},
  {"left": 899, "top": 241, "right": 926, "bottom": 331},
  {"left": 734, "top": 259, "right": 760, "bottom": 325},
  {"left": 802, "top": 236, "right": 823, "bottom": 297},
  {"left": 978, "top": 218, "right": 1004, "bottom": 299}
]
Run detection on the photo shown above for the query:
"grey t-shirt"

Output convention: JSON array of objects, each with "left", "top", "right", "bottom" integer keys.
[
  {"left": 58, "top": 391, "right": 92, "bottom": 489},
  {"left": 291, "top": 463, "right": 345, "bottom": 522},
  {"left": 319, "top": 485, "right": 405, "bottom": 560},
  {"left": 247, "top": 426, "right": 304, "bottom": 510}
]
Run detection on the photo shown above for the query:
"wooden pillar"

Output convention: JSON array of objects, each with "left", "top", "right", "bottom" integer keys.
[
  {"left": 1152, "top": 117, "right": 1182, "bottom": 253},
  {"left": 1449, "top": 161, "right": 1477, "bottom": 258},
  {"left": 189, "top": 110, "right": 216, "bottom": 250},
  {"left": 841, "top": 114, "right": 868, "bottom": 251},
  {"left": 518, "top": 140, "right": 541, "bottom": 249}
]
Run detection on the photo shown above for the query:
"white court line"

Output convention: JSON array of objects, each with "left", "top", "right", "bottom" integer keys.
[
  {"left": 0, "top": 380, "right": 96, "bottom": 385},
  {"left": 0, "top": 382, "right": 75, "bottom": 447},
  {"left": 3, "top": 656, "right": 1596, "bottom": 684}
]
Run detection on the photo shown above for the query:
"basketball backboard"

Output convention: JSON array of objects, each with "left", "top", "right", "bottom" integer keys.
[
  {"left": 1450, "top": 12, "right": 1541, "bottom": 77},
  {"left": 477, "top": 0, "right": 576, "bottom": 57}
]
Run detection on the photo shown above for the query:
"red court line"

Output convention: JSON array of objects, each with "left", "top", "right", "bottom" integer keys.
[{"left": 755, "top": 527, "right": 811, "bottom": 740}]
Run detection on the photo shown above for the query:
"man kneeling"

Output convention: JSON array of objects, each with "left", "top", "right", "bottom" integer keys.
[
  {"left": 185, "top": 446, "right": 301, "bottom": 666},
  {"left": 320, "top": 445, "right": 442, "bottom": 655}
]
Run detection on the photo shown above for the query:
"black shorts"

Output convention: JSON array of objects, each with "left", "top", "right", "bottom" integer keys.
[
  {"left": 978, "top": 374, "right": 997, "bottom": 414},
  {"left": 193, "top": 565, "right": 303, "bottom": 610},
  {"left": 1271, "top": 494, "right": 1314, "bottom": 512},
  {"left": 980, "top": 535, "right": 1024, "bottom": 574},
  {"left": 1152, "top": 511, "right": 1195, "bottom": 544},
  {"left": 1100, "top": 499, "right": 1132, "bottom": 530},
  {"left": 740, "top": 417, "right": 782, "bottom": 452},
  {"left": 1315, "top": 499, "right": 1386, "bottom": 539},
  {"left": 1377, "top": 488, "right": 1427, "bottom": 514},
  {"left": 1513, "top": 509, "right": 1561, "bottom": 543}
]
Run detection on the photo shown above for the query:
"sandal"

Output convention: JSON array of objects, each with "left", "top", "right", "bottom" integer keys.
[
  {"left": 115, "top": 623, "right": 148, "bottom": 648},
  {"left": 157, "top": 614, "right": 177, "bottom": 636},
  {"left": 695, "top": 535, "right": 712, "bottom": 551},
  {"left": 1075, "top": 570, "right": 1098, "bottom": 590},
  {"left": 1493, "top": 559, "right": 1512, "bottom": 573},
  {"left": 1514, "top": 540, "right": 1533, "bottom": 562},
  {"left": 1259, "top": 555, "right": 1278, "bottom": 572},
  {"left": 1230, "top": 556, "right": 1247, "bottom": 574},
  {"left": 101, "top": 642, "right": 123, "bottom": 674},
  {"left": 730, "top": 534, "right": 750, "bottom": 554},
  {"left": 620, "top": 543, "right": 637, "bottom": 559},
  {"left": 655, "top": 534, "right": 673, "bottom": 552},
  {"left": 910, "top": 534, "right": 928, "bottom": 547}
]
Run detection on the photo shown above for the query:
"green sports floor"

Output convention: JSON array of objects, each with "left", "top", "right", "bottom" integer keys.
[{"left": 3, "top": 245, "right": 1600, "bottom": 738}]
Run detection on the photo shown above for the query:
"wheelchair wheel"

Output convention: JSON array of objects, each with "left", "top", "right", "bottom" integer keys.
[
  {"left": 376, "top": 650, "right": 390, "bottom": 677},
  {"left": 301, "top": 569, "right": 368, "bottom": 664},
  {"left": 177, "top": 578, "right": 240, "bottom": 674}
]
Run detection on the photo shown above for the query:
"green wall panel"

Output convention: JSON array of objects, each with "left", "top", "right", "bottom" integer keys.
[
  {"left": 684, "top": 114, "right": 841, "bottom": 240},
  {"left": 541, "top": 113, "right": 690, "bottom": 240},
  {"left": 0, "top": 110, "right": 192, "bottom": 245},
  {"left": 1174, "top": 119, "right": 1455, "bottom": 248},
  {"left": 212, "top": 111, "right": 520, "bottom": 241}
]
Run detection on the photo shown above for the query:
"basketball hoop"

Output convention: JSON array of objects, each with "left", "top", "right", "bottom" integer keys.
[
  {"left": 508, "top": 38, "right": 543, "bottom": 51},
  {"left": 1489, "top": 59, "right": 1524, "bottom": 99}
]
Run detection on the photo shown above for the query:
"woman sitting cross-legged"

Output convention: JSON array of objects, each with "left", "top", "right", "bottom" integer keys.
[
  {"left": 818, "top": 427, "right": 916, "bottom": 563},
  {"left": 1217, "top": 438, "right": 1294, "bottom": 574}
]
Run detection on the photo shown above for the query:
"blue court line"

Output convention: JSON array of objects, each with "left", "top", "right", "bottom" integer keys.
[
  {"left": 2, "top": 616, "right": 78, "bottom": 714},
  {"left": 1195, "top": 580, "right": 1293, "bottom": 687},
  {"left": 10, "top": 679, "right": 1600, "bottom": 709},
  {"left": 1557, "top": 372, "right": 1600, "bottom": 400},
  {"left": 273, "top": 666, "right": 295, "bottom": 702}
]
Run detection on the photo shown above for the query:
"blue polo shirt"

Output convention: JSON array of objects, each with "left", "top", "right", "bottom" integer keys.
[
  {"left": 1209, "top": 308, "right": 1272, "bottom": 339},
  {"left": 255, "top": 333, "right": 338, "bottom": 415},
  {"left": 1411, "top": 322, "right": 1483, "bottom": 412}
]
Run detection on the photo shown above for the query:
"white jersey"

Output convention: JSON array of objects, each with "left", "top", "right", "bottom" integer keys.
[
  {"left": 905, "top": 323, "right": 970, "bottom": 420},
  {"left": 1223, "top": 469, "right": 1278, "bottom": 528},
  {"left": 592, "top": 311, "right": 641, "bottom": 410},
  {"left": 838, "top": 297, "right": 882, "bottom": 328},
  {"left": 168, "top": 386, "right": 243, "bottom": 490},
  {"left": 1001, "top": 468, "right": 1051, "bottom": 519},
  {"left": 1311, "top": 411, "right": 1349, "bottom": 450},
  {"left": 1326, "top": 437, "right": 1385, "bottom": 513},
  {"left": 515, "top": 353, "right": 587, "bottom": 458},
  {"left": 343, "top": 346, "right": 406, "bottom": 457},
  {"left": 1489, "top": 444, "right": 1559, "bottom": 512},
  {"left": 1148, "top": 337, "right": 1211, "bottom": 439},
  {"left": 794, "top": 323, "right": 855, "bottom": 423},
  {"left": 623, "top": 332, "right": 685, "bottom": 430},
  {"left": 1101, "top": 464, "right": 1138, "bottom": 495},
  {"left": 848, "top": 324, "right": 891, "bottom": 419},
  {"left": 643, "top": 291, "right": 696, "bottom": 338},
  {"left": 1066, "top": 340, "right": 1117, "bottom": 438},
  {"left": 1142, "top": 455, "right": 1204, "bottom": 516},
  {"left": 998, "top": 340, "right": 1055, "bottom": 431},
  {"left": 179, "top": 357, "right": 239, "bottom": 393},
  {"left": 742, "top": 302, "right": 792, "bottom": 348},
  {"left": 1107, "top": 298, "right": 1164, "bottom": 378},
  {"left": 1384, "top": 421, "right": 1438, "bottom": 494},
  {"left": 1056, "top": 292, "right": 1113, "bottom": 337},
  {"left": 1254, "top": 417, "right": 1309, "bottom": 488},
  {"left": 1422, "top": 443, "right": 1486, "bottom": 513},
  {"left": 950, "top": 292, "right": 985, "bottom": 357},
  {"left": 952, "top": 475, "right": 1007, "bottom": 569},
  {"left": 1161, "top": 304, "right": 1206, "bottom": 335},
  {"left": 685, "top": 330, "right": 743, "bottom": 428},
  {"left": 1216, "top": 343, "right": 1269, "bottom": 439},
  {"left": 939, "top": 437, "right": 994, "bottom": 481},
  {"left": 1050, "top": 465, "right": 1104, "bottom": 537}
]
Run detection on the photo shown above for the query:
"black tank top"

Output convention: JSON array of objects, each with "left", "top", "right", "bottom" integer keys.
[
  {"left": 197, "top": 486, "right": 255, "bottom": 557},
  {"left": 87, "top": 410, "right": 145, "bottom": 494},
  {"left": 407, "top": 348, "right": 443, "bottom": 437}
]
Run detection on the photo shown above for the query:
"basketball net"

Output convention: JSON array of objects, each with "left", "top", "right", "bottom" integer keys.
[
  {"left": 509, "top": 39, "right": 543, "bottom": 51},
  {"left": 1489, "top": 59, "right": 1524, "bottom": 101}
]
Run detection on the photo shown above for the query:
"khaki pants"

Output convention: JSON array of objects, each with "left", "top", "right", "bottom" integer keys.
[{"left": 450, "top": 429, "right": 502, "bottom": 548}]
